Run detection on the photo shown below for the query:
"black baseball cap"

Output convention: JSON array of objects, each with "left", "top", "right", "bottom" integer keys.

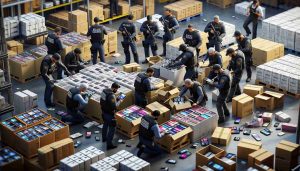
[
  {"left": 152, "top": 110, "right": 161, "bottom": 117},
  {"left": 94, "top": 17, "right": 100, "bottom": 23},
  {"left": 111, "top": 82, "right": 120, "bottom": 89},
  {"left": 233, "top": 30, "right": 242, "bottom": 37},
  {"left": 226, "top": 48, "right": 235, "bottom": 56}
]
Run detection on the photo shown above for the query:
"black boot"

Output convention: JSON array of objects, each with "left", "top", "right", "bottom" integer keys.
[{"left": 133, "top": 53, "right": 139, "bottom": 64}]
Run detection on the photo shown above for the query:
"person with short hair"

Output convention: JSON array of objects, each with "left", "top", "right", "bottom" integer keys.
[
  {"left": 179, "top": 79, "right": 208, "bottom": 106},
  {"left": 204, "top": 15, "right": 226, "bottom": 52},
  {"left": 45, "top": 27, "right": 63, "bottom": 55},
  {"left": 182, "top": 24, "right": 202, "bottom": 58},
  {"left": 243, "top": 0, "right": 263, "bottom": 39},
  {"left": 63, "top": 48, "right": 86, "bottom": 74}
]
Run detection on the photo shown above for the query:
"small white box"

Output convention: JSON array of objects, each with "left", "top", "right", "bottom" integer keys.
[
  {"left": 14, "top": 91, "right": 30, "bottom": 114},
  {"left": 22, "top": 90, "right": 38, "bottom": 108},
  {"left": 212, "top": 89, "right": 219, "bottom": 102}
]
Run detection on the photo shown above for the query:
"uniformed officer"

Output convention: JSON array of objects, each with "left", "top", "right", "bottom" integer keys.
[
  {"left": 243, "top": 0, "right": 263, "bottom": 39},
  {"left": 137, "top": 110, "right": 166, "bottom": 157},
  {"left": 204, "top": 47, "right": 223, "bottom": 79},
  {"left": 182, "top": 24, "right": 202, "bottom": 58},
  {"left": 207, "top": 64, "right": 230, "bottom": 124},
  {"left": 204, "top": 15, "right": 226, "bottom": 52},
  {"left": 40, "top": 53, "right": 71, "bottom": 108},
  {"left": 100, "top": 83, "right": 122, "bottom": 150},
  {"left": 226, "top": 48, "right": 245, "bottom": 102},
  {"left": 119, "top": 14, "right": 139, "bottom": 64},
  {"left": 179, "top": 79, "right": 208, "bottom": 106},
  {"left": 45, "top": 27, "right": 63, "bottom": 55},
  {"left": 134, "top": 68, "right": 158, "bottom": 108},
  {"left": 169, "top": 44, "right": 197, "bottom": 80},
  {"left": 87, "top": 17, "right": 108, "bottom": 64},
  {"left": 160, "top": 9, "right": 179, "bottom": 57},
  {"left": 140, "top": 15, "right": 159, "bottom": 64},
  {"left": 234, "top": 31, "right": 252, "bottom": 82},
  {"left": 62, "top": 83, "right": 91, "bottom": 125},
  {"left": 64, "top": 48, "right": 86, "bottom": 74}
]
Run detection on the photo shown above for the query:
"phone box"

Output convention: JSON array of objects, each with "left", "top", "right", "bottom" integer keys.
[
  {"left": 255, "top": 94, "right": 275, "bottom": 111},
  {"left": 281, "top": 123, "right": 297, "bottom": 133},
  {"left": 122, "top": 63, "right": 141, "bottom": 73},
  {"left": 263, "top": 91, "right": 284, "bottom": 108},
  {"left": 243, "top": 84, "right": 264, "bottom": 97},
  {"left": 232, "top": 94, "right": 254, "bottom": 118},
  {"left": 275, "top": 111, "right": 291, "bottom": 123},
  {"left": 14, "top": 91, "right": 30, "bottom": 114},
  {"left": 248, "top": 149, "right": 274, "bottom": 168},
  {"left": 22, "top": 90, "right": 38, "bottom": 108},
  {"left": 196, "top": 144, "right": 225, "bottom": 167},
  {"left": 213, "top": 153, "right": 236, "bottom": 171},
  {"left": 146, "top": 102, "right": 171, "bottom": 124},
  {"left": 43, "top": 118, "right": 70, "bottom": 141},
  {"left": 276, "top": 140, "right": 299, "bottom": 170},
  {"left": 262, "top": 112, "right": 273, "bottom": 122},
  {"left": 211, "top": 127, "right": 231, "bottom": 146},
  {"left": 212, "top": 89, "right": 219, "bottom": 102},
  {"left": 237, "top": 139, "right": 262, "bottom": 160}
]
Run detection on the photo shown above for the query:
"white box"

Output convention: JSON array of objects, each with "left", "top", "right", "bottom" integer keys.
[
  {"left": 212, "top": 89, "right": 219, "bottom": 102},
  {"left": 14, "top": 91, "right": 30, "bottom": 114},
  {"left": 22, "top": 90, "right": 38, "bottom": 108}
]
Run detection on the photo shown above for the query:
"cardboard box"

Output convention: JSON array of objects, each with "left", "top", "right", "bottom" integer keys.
[
  {"left": 255, "top": 94, "right": 275, "bottom": 111},
  {"left": 262, "top": 112, "right": 273, "bottom": 122},
  {"left": 275, "top": 111, "right": 291, "bottom": 122},
  {"left": 281, "top": 123, "right": 297, "bottom": 133},
  {"left": 196, "top": 145, "right": 225, "bottom": 167},
  {"left": 157, "top": 85, "right": 180, "bottom": 104},
  {"left": 147, "top": 56, "right": 162, "bottom": 66},
  {"left": 275, "top": 157, "right": 297, "bottom": 171},
  {"left": 248, "top": 149, "right": 274, "bottom": 168},
  {"left": 7, "top": 40, "right": 23, "bottom": 54},
  {"left": 237, "top": 139, "right": 262, "bottom": 160},
  {"left": 146, "top": 102, "right": 171, "bottom": 124},
  {"left": 232, "top": 94, "right": 254, "bottom": 118},
  {"left": 9, "top": 56, "right": 35, "bottom": 81},
  {"left": 263, "top": 91, "right": 284, "bottom": 108},
  {"left": 22, "top": 90, "right": 38, "bottom": 108},
  {"left": 213, "top": 153, "right": 236, "bottom": 171},
  {"left": 211, "top": 127, "right": 231, "bottom": 146},
  {"left": 123, "top": 63, "right": 141, "bottom": 73},
  {"left": 276, "top": 140, "right": 299, "bottom": 163},
  {"left": 0, "top": 147, "right": 24, "bottom": 171},
  {"left": 68, "top": 10, "right": 87, "bottom": 23},
  {"left": 169, "top": 98, "right": 192, "bottom": 113},
  {"left": 243, "top": 84, "right": 264, "bottom": 97}
]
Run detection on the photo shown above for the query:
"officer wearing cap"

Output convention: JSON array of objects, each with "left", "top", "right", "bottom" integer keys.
[
  {"left": 137, "top": 110, "right": 165, "bottom": 157},
  {"left": 64, "top": 48, "right": 86, "bottom": 74},
  {"left": 40, "top": 53, "right": 71, "bottom": 108},
  {"left": 179, "top": 79, "right": 208, "bottom": 107},
  {"left": 207, "top": 64, "right": 230, "bottom": 123},
  {"left": 62, "top": 83, "right": 91, "bottom": 125},
  {"left": 243, "top": 0, "right": 263, "bottom": 39},
  {"left": 140, "top": 15, "right": 159, "bottom": 64},
  {"left": 45, "top": 27, "right": 63, "bottom": 55},
  {"left": 182, "top": 24, "right": 202, "bottom": 58},
  {"left": 234, "top": 30, "right": 252, "bottom": 82},
  {"left": 169, "top": 44, "right": 197, "bottom": 80},
  {"left": 119, "top": 14, "right": 139, "bottom": 64},
  {"left": 100, "top": 82, "right": 122, "bottom": 150},
  {"left": 87, "top": 17, "right": 108, "bottom": 64},
  {"left": 204, "top": 15, "right": 226, "bottom": 52},
  {"left": 160, "top": 9, "right": 179, "bottom": 57},
  {"left": 226, "top": 48, "right": 245, "bottom": 103}
]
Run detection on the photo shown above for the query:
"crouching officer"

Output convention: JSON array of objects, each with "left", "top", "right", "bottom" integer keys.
[
  {"left": 100, "top": 83, "right": 121, "bottom": 150},
  {"left": 137, "top": 110, "right": 166, "bottom": 157},
  {"left": 203, "top": 47, "right": 223, "bottom": 79},
  {"left": 134, "top": 68, "right": 158, "bottom": 108},
  {"left": 119, "top": 14, "right": 139, "bottom": 64},
  {"left": 204, "top": 15, "right": 226, "bottom": 52},
  {"left": 206, "top": 64, "right": 230, "bottom": 124},
  {"left": 179, "top": 79, "right": 208, "bottom": 106},
  {"left": 226, "top": 48, "right": 245, "bottom": 102},
  {"left": 64, "top": 48, "right": 86, "bottom": 74},
  {"left": 140, "top": 15, "right": 159, "bottom": 64},
  {"left": 169, "top": 44, "right": 196, "bottom": 80},
  {"left": 40, "top": 53, "right": 71, "bottom": 108},
  {"left": 62, "top": 83, "right": 91, "bottom": 125},
  {"left": 87, "top": 17, "right": 107, "bottom": 64},
  {"left": 183, "top": 24, "right": 202, "bottom": 58}
]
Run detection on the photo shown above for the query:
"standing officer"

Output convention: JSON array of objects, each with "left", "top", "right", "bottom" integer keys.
[
  {"left": 100, "top": 83, "right": 122, "bottom": 150},
  {"left": 45, "top": 27, "right": 63, "bottom": 55},
  {"left": 243, "top": 0, "right": 263, "bottom": 39},
  {"left": 204, "top": 15, "right": 226, "bottom": 52},
  {"left": 160, "top": 9, "right": 179, "bottom": 57},
  {"left": 182, "top": 24, "right": 202, "bottom": 58},
  {"left": 40, "top": 53, "right": 71, "bottom": 108},
  {"left": 226, "top": 48, "right": 245, "bottom": 103},
  {"left": 234, "top": 31, "right": 252, "bottom": 82},
  {"left": 134, "top": 68, "right": 158, "bottom": 108},
  {"left": 140, "top": 15, "right": 159, "bottom": 64},
  {"left": 64, "top": 48, "right": 86, "bottom": 74},
  {"left": 169, "top": 44, "right": 196, "bottom": 80},
  {"left": 87, "top": 17, "right": 107, "bottom": 64},
  {"left": 109, "top": 0, "right": 118, "bottom": 18},
  {"left": 119, "top": 14, "right": 139, "bottom": 64},
  {"left": 137, "top": 110, "right": 166, "bottom": 157},
  {"left": 179, "top": 79, "right": 208, "bottom": 106},
  {"left": 207, "top": 64, "right": 230, "bottom": 124},
  {"left": 62, "top": 83, "right": 91, "bottom": 125},
  {"left": 203, "top": 47, "right": 223, "bottom": 79}
]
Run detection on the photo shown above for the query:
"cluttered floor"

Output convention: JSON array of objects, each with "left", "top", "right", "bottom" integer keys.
[{"left": 1, "top": 1, "right": 299, "bottom": 171}]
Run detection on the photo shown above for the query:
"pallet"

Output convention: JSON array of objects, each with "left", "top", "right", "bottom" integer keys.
[
  {"left": 207, "top": 0, "right": 234, "bottom": 8},
  {"left": 178, "top": 13, "right": 203, "bottom": 22},
  {"left": 158, "top": 137, "right": 190, "bottom": 154},
  {"left": 255, "top": 80, "right": 300, "bottom": 99},
  {"left": 11, "top": 74, "right": 39, "bottom": 83},
  {"left": 116, "top": 127, "right": 139, "bottom": 139}
]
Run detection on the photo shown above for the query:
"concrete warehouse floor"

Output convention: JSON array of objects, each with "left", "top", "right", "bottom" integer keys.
[{"left": 1, "top": 1, "right": 299, "bottom": 171}]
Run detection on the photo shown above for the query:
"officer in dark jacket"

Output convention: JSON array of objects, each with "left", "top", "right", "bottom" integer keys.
[
  {"left": 62, "top": 83, "right": 90, "bottom": 125},
  {"left": 234, "top": 31, "right": 252, "bottom": 82},
  {"left": 63, "top": 48, "right": 85, "bottom": 74},
  {"left": 204, "top": 47, "right": 223, "bottom": 80},
  {"left": 45, "top": 27, "right": 63, "bottom": 55},
  {"left": 140, "top": 15, "right": 159, "bottom": 64},
  {"left": 226, "top": 48, "right": 245, "bottom": 102},
  {"left": 134, "top": 68, "right": 158, "bottom": 108},
  {"left": 204, "top": 15, "right": 226, "bottom": 52},
  {"left": 119, "top": 14, "right": 139, "bottom": 64},
  {"left": 40, "top": 54, "right": 71, "bottom": 108},
  {"left": 87, "top": 17, "right": 108, "bottom": 64},
  {"left": 243, "top": 0, "right": 263, "bottom": 39},
  {"left": 100, "top": 83, "right": 121, "bottom": 150},
  {"left": 169, "top": 44, "right": 196, "bottom": 80},
  {"left": 160, "top": 9, "right": 179, "bottom": 57},
  {"left": 179, "top": 79, "right": 208, "bottom": 106},
  {"left": 182, "top": 24, "right": 202, "bottom": 58},
  {"left": 137, "top": 110, "right": 165, "bottom": 157},
  {"left": 207, "top": 64, "right": 230, "bottom": 123}
]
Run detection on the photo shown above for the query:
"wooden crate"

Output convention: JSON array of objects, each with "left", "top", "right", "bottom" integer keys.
[
  {"left": 43, "top": 118, "right": 70, "bottom": 141},
  {"left": 9, "top": 58, "right": 37, "bottom": 83},
  {"left": 15, "top": 109, "right": 52, "bottom": 128},
  {"left": 24, "top": 157, "right": 58, "bottom": 171},
  {"left": 0, "top": 147, "right": 24, "bottom": 171}
]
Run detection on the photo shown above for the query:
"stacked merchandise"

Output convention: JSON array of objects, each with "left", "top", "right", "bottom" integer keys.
[
  {"left": 172, "top": 106, "right": 219, "bottom": 142},
  {"left": 14, "top": 90, "right": 38, "bottom": 113},
  {"left": 48, "top": 11, "right": 69, "bottom": 29},
  {"left": 135, "top": 14, "right": 165, "bottom": 38},
  {"left": 235, "top": 1, "right": 266, "bottom": 19},
  {"left": 164, "top": 0, "right": 203, "bottom": 21},
  {"left": 19, "top": 13, "right": 47, "bottom": 36},
  {"left": 0, "top": 147, "right": 24, "bottom": 171},
  {"left": 118, "top": 1, "right": 130, "bottom": 15},
  {"left": 3, "top": 17, "right": 19, "bottom": 38},
  {"left": 30, "top": 45, "right": 47, "bottom": 75},
  {"left": 261, "top": 7, "right": 300, "bottom": 52},
  {"left": 256, "top": 54, "right": 300, "bottom": 94},
  {"left": 104, "top": 26, "right": 118, "bottom": 54},
  {"left": 130, "top": 5, "right": 144, "bottom": 21},
  {"left": 207, "top": 0, "right": 234, "bottom": 8},
  {"left": 79, "top": 3, "right": 104, "bottom": 25},
  {"left": 222, "top": 21, "right": 236, "bottom": 47},
  {"left": 68, "top": 10, "right": 88, "bottom": 33},
  {"left": 137, "top": 0, "right": 155, "bottom": 16}
]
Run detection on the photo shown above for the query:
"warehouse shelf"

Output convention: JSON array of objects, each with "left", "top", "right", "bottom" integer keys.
[
  {"left": 19, "top": 31, "right": 48, "bottom": 41},
  {"left": 0, "top": 104, "right": 14, "bottom": 115},
  {"left": 100, "top": 14, "right": 130, "bottom": 24},
  {"left": 34, "top": 0, "right": 83, "bottom": 14},
  {"left": 0, "top": 83, "right": 12, "bottom": 92},
  {"left": 2, "top": 0, "right": 32, "bottom": 8}
]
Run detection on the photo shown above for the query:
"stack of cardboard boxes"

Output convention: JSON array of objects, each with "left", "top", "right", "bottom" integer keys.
[
  {"left": 68, "top": 10, "right": 88, "bottom": 34},
  {"left": 237, "top": 139, "right": 262, "bottom": 160},
  {"left": 14, "top": 90, "right": 38, "bottom": 114},
  {"left": 3, "top": 17, "right": 19, "bottom": 38},
  {"left": 79, "top": 3, "right": 104, "bottom": 25},
  {"left": 118, "top": 1, "right": 130, "bottom": 15},
  {"left": 164, "top": 0, "right": 203, "bottom": 21},
  {"left": 19, "top": 13, "right": 47, "bottom": 37},
  {"left": 235, "top": 1, "right": 266, "bottom": 19},
  {"left": 275, "top": 140, "right": 300, "bottom": 170},
  {"left": 7, "top": 40, "right": 23, "bottom": 54},
  {"left": 207, "top": 0, "right": 234, "bottom": 8},
  {"left": 137, "top": 0, "right": 155, "bottom": 16},
  {"left": 48, "top": 11, "right": 69, "bottom": 29},
  {"left": 130, "top": 5, "right": 144, "bottom": 21},
  {"left": 248, "top": 149, "right": 274, "bottom": 169}
]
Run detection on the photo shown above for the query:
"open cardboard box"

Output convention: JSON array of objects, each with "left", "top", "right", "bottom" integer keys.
[
  {"left": 213, "top": 153, "right": 236, "bottom": 171},
  {"left": 169, "top": 99, "right": 192, "bottom": 113},
  {"left": 196, "top": 144, "right": 225, "bottom": 167},
  {"left": 263, "top": 91, "right": 284, "bottom": 108},
  {"left": 255, "top": 94, "right": 275, "bottom": 111},
  {"left": 147, "top": 56, "right": 162, "bottom": 66},
  {"left": 43, "top": 118, "right": 70, "bottom": 141},
  {"left": 146, "top": 102, "right": 171, "bottom": 124}
]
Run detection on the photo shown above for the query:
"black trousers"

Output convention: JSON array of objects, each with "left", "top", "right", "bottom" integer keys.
[
  {"left": 243, "top": 16, "right": 258, "bottom": 39},
  {"left": 110, "top": 0, "right": 118, "bottom": 18}
]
